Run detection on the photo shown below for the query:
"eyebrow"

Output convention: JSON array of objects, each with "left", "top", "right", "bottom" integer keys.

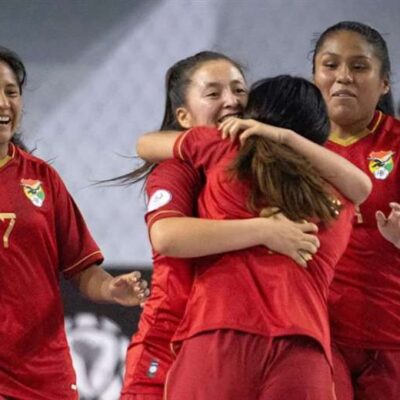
[
  {"left": 320, "top": 51, "right": 372, "bottom": 60},
  {"left": 203, "top": 79, "right": 245, "bottom": 88}
]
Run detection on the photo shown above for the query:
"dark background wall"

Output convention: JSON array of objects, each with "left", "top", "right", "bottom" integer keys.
[{"left": 61, "top": 269, "right": 152, "bottom": 400}]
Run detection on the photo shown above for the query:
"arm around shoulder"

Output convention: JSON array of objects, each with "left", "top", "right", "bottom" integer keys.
[
  {"left": 219, "top": 118, "right": 372, "bottom": 205},
  {"left": 136, "top": 131, "right": 181, "bottom": 162},
  {"left": 283, "top": 129, "right": 372, "bottom": 205}
]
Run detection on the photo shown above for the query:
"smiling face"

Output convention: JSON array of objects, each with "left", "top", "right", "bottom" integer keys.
[
  {"left": 313, "top": 30, "right": 389, "bottom": 135},
  {"left": 0, "top": 61, "right": 22, "bottom": 159},
  {"left": 176, "top": 59, "right": 248, "bottom": 129}
]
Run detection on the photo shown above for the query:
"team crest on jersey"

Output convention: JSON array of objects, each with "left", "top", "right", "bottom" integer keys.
[
  {"left": 21, "top": 179, "right": 45, "bottom": 207},
  {"left": 147, "top": 189, "right": 172, "bottom": 212},
  {"left": 368, "top": 150, "right": 395, "bottom": 180}
]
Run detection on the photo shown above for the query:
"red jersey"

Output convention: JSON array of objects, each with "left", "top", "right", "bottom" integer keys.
[
  {"left": 0, "top": 144, "right": 103, "bottom": 399},
  {"left": 121, "top": 159, "right": 201, "bottom": 396},
  {"left": 172, "top": 126, "right": 355, "bottom": 366},
  {"left": 326, "top": 111, "right": 400, "bottom": 349}
]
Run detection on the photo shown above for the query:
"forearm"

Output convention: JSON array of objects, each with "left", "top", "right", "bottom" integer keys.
[
  {"left": 284, "top": 129, "right": 372, "bottom": 204},
  {"left": 150, "top": 217, "right": 268, "bottom": 257},
  {"left": 136, "top": 131, "right": 180, "bottom": 162},
  {"left": 71, "top": 264, "right": 114, "bottom": 303}
]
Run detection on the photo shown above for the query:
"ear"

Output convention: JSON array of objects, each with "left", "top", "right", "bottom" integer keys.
[
  {"left": 381, "top": 77, "right": 390, "bottom": 95},
  {"left": 176, "top": 107, "right": 193, "bottom": 129}
]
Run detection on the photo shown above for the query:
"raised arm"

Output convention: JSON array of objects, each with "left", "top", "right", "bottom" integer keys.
[
  {"left": 219, "top": 117, "right": 372, "bottom": 205},
  {"left": 136, "top": 131, "right": 180, "bottom": 162}
]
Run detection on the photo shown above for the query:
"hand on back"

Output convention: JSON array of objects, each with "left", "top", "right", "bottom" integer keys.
[{"left": 259, "top": 209, "right": 320, "bottom": 268}]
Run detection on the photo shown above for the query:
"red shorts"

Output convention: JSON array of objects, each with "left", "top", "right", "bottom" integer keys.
[
  {"left": 121, "top": 341, "right": 172, "bottom": 398},
  {"left": 165, "top": 330, "right": 335, "bottom": 400},
  {"left": 333, "top": 342, "right": 400, "bottom": 400}
]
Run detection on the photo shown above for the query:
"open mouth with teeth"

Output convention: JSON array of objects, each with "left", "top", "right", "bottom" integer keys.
[
  {"left": 0, "top": 116, "right": 11, "bottom": 125},
  {"left": 332, "top": 91, "right": 356, "bottom": 98}
]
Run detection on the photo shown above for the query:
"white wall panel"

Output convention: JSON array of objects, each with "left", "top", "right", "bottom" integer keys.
[{"left": 1, "top": 0, "right": 399, "bottom": 269}]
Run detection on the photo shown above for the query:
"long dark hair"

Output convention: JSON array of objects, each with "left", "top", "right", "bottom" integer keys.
[
  {"left": 0, "top": 46, "right": 28, "bottom": 150},
  {"left": 114, "top": 51, "right": 245, "bottom": 185},
  {"left": 311, "top": 21, "right": 395, "bottom": 116},
  {"left": 232, "top": 75, "right": 340, "bottom": 224}
]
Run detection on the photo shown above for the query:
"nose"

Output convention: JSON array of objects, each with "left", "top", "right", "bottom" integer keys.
[
  {"left": 0, "top": 91, "right": 10, "bottom": 108},
  {"left": 336, "top": 64, "right": 353, "bottom": 84},
  {"left": 223, "top": 90, "right": 241, "bottom": 108}
]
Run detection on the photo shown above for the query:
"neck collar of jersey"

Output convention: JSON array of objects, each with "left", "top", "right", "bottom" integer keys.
[
  {"left": 329, "top": 110, "right": 384, "bottom": 146},
  {"left": 0, "top": 143, "right": 16, "bottom": 169}
]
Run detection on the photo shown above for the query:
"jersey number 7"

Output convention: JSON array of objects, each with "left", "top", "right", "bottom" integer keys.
[{"left": 0, "top": 213, "right": 16, "bottom": 248}]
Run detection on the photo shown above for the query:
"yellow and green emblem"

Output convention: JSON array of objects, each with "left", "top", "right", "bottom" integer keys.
[
  {"left": 368, "top": 150, "right": 394, "bottom": 180},
  {"left": 21, "top": 179, "right": 45, "bottom": 207}
]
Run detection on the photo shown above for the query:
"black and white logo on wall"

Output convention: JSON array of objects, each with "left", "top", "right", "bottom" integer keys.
[{"left": 65, "top": 313, "right": 129, "bottom": 400}]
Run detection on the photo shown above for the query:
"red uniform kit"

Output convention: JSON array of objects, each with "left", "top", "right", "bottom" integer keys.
[
  {"left": 326, "top": 111, "right": 400, "bottom": 399},
  {"left": 0, "top": 145, "right": 103, "bottom": 400},
  {"left": 120, "top": 159, "right": 201, "bottom": 400},
  {"left": 164, "top": 127, "right": 355, "bottom": 400}
]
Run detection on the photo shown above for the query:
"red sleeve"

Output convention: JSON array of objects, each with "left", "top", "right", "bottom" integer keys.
[
  {"left": 173, "top": 126, "right": 235, "bottom": 173},
  {"left": 145, "top": 159, "right": 202, "bottom": 230},
  {"left": 49, "top": 168, "right": 104, "bottom": 279}
]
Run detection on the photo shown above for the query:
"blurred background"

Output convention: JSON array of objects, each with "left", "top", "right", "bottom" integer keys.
[{"left": 1, "top": 0, "right": 399, "bottom": 398}]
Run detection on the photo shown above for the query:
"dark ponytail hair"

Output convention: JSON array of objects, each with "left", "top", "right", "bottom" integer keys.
[
  {"left": 311, "top": 21, "right": 395, "bottom": 116},
  {"left": 0, "top": 46, "right": 28, "bottom": 151},
  {"left": 232, "top": 75, "right": 340, "bottom": 224},
  {"left": 114, "top": 51, "right": 245, "bottom": 185}
]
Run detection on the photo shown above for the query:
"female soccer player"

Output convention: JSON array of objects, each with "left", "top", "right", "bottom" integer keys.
[
  {"left": 0, "top": 46, "right": 148, "bottom": 400},
  {"left": 136, "top": 75, "right": 371, "bottom": 399},
  {"left": 121, "top": 53, "right": 321, "bottom": 400},
  {"left": 312, "top": 21, "right": 400, "bottom": 400}
]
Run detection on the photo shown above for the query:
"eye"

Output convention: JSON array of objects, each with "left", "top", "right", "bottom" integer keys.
[
  {"left": 205, "top": 92, "right": 219, "bottom": 98},
  {"left": 235, "top": 87, "right": 248, "bottom": 95},
  {"left": 323, "top": 61, "right": 337, "bottom": 69},
  {"left": 6, "top": 89, "right": 20, "bottom": 97},
  {"left": 352, "top": 63, "right": 368, "bottom": 70}
]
